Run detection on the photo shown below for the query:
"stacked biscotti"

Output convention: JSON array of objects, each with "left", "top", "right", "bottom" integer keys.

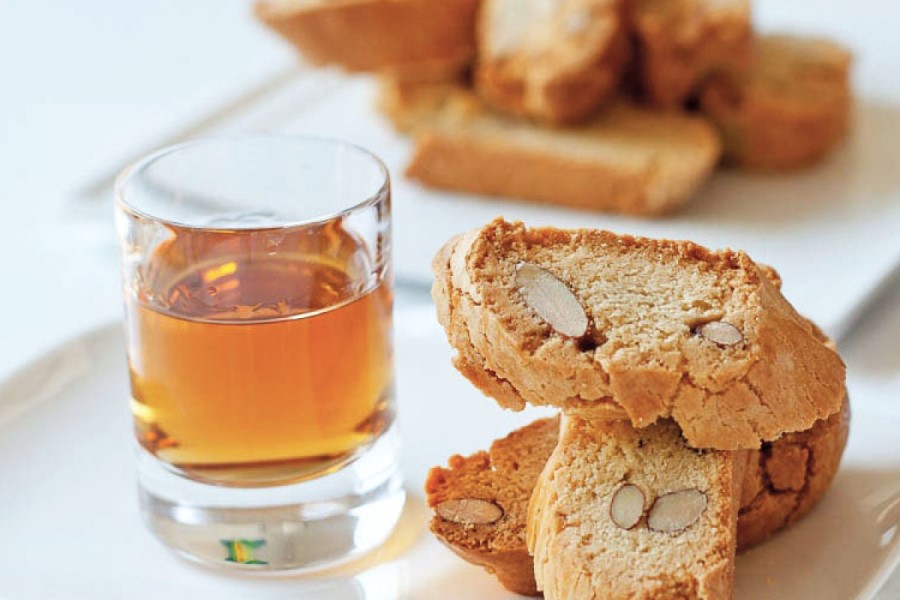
[
  {"left": 257, "top": 0, "right": 854, "bottom": 216},
  {"left": 426, "top": 219, "right": 849, "bottom": 598}
]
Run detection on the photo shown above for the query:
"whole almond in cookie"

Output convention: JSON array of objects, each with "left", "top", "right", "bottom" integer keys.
[
  {"left": 609, "top": 483, "right": 645, "bottom": 529},
  {"left": 435, "top": 498, "right": 504, "bottom": 525},
  {"left": 528, "top": 418, "right": 741, "bottom": 598},
  {"left": 697, "top": 321, "right": 744, "bottom": 346},
  {"left": 515, "top": 263, "right": 588, "bottom": 337},
  {"left": 647, "top": 489, "right": 708, "bottom": 533}
]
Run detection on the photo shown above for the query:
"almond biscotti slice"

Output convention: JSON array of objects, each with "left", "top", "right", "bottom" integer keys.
[
  {"left": 405, "top": 93, "right": 721, "bottom": 216},
  {"left": 432, "top": 219, "right": 847, "bottom": 449},
  {"left": 254, "top": 0, "right": 479, "bottom": 81},
  {"left": 475, "top": 0, "right": 630, "bottom": 124},
  {"left": 528, "top": 417, "right": 743, "bottom": 599},
  {"left": 426, "top": 397, "right": 848, "bottom": 595},
  {"left": 630, "top": 0, "right": 752, "bottom": 107},
  {"left": 425, "top": 417, "right": 560, "bottom": 596},
  {"left": 699, "top": 34, "right": 853, "bottom": 170}
]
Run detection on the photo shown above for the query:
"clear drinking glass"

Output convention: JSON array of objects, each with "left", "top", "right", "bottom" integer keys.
[{"left": 114, "top": 136, "right": 403, "bottom": 571}]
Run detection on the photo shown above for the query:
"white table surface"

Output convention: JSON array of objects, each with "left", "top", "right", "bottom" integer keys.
[{"left": 0, "top": 1, "right": 898, "bottom": 597}]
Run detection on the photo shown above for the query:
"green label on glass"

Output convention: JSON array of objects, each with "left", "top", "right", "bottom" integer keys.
[{"left": 221, "top": 539, "right": 268, "bottom": 565}]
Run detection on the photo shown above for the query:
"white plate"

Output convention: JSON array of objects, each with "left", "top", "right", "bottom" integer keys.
[{"left": 0, "top": 308, "right": 898, "bottom": 599}]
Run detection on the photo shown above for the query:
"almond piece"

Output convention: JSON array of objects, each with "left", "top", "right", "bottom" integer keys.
[
  {"left": 647, "top": 489, "right": 708, "bottom": 533},
  {"left": 609, "top": 483, "right": 645, "bottom": 529},
  {"left": 515, "top": 263, "right": 589, "bottom": 338},
  {"left": 697, "top": 321, "right": 743, "bottom": 346},
  {"left": 435, "top": 498, "right": 504, "bottom": 525}
]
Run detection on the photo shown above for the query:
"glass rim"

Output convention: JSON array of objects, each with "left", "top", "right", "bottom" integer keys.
[{"left": 114, "top": 134, "right": 391, "bottom": 231}]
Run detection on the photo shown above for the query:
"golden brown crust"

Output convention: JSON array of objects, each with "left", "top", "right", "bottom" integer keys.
[
  {"left": 629, "top": 0, "right": 752, "bottom": 107},
  {"left": 431, "top": 232, "right": 532, "bottom": 411},
  {"left": 738, "top": 395, "right": 850, "bottom": 548},
  {"left": 432, "top": 219, "right": 847, "bottom": 450},
  {"left": 699, "top": 34, "right": 853, "bottom": 170},
  {"left": 406, "top": 96, "right": 720, "bottom": 216},
  {"left": 254, "top": 0, "right": 479, "bottom": 80},
  {"left": 426, "top": 400, "right": 848, "bottom": 594},
  {"left": 425, "top": 417, "right": 561, "bottom": 596},
  {"left": 475, "top": 0, "right": 631, "bottom": 124}
]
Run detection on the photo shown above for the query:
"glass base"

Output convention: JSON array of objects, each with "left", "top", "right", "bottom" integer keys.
[{"left": 137, "top": 424, "right": 405, "bottom": 573}]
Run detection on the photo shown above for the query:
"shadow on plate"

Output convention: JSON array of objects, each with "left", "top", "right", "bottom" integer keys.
[{"left": 736, "top": 465, "right": 900, "bottom": 600}]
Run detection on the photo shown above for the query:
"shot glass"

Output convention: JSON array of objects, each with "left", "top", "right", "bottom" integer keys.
[{"left": 114, "top": 136, "right": 403, "bottom": 571}]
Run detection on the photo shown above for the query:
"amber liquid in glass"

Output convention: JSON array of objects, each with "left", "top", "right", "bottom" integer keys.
[{"left": 125, "top": 225, "right": 394, "bottom": 486}]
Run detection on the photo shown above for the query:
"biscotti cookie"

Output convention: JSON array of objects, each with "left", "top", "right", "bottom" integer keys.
[
  {"left": 475, "top": 0, "right": 630, "bottom": 124},
  {"left": 426, "top": 397, "right": 848, "bottom": 595},
  {"left": 406, "top": 94, "right": 721, "bottom": 216},
  {"left": 432, "top": 219, "right": 847, "bottom": 449},
  {"left": 700, "top": 34, "right": 853, "bottom": 170},
  {"left": 739, "top": 395, "right": 850, "bottom": 548},
  {"left": 528, "top": 417, "right": 743, "bottom": 599},
  {"left": 630, "top": 0, "right": 751, "bottom": 107},
  {"left": 432, "top": 233, "right": 630, "bottom": 420},
  {"left": 425, "top": 418, "right": 560, "bottom": 596},
  {"left": 254, "top": 0, "right": 479, "bottom": 81}
]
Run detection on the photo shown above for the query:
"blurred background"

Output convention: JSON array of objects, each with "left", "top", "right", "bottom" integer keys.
[
  {"left": 1, "top": 0, "right": 290, "bottom": 371},
  {"left": 1, "top": 1, "right": 899, "bottom": 598},
  {"left": 2, "top": 0, "right": 899, "bottom": 374}
]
